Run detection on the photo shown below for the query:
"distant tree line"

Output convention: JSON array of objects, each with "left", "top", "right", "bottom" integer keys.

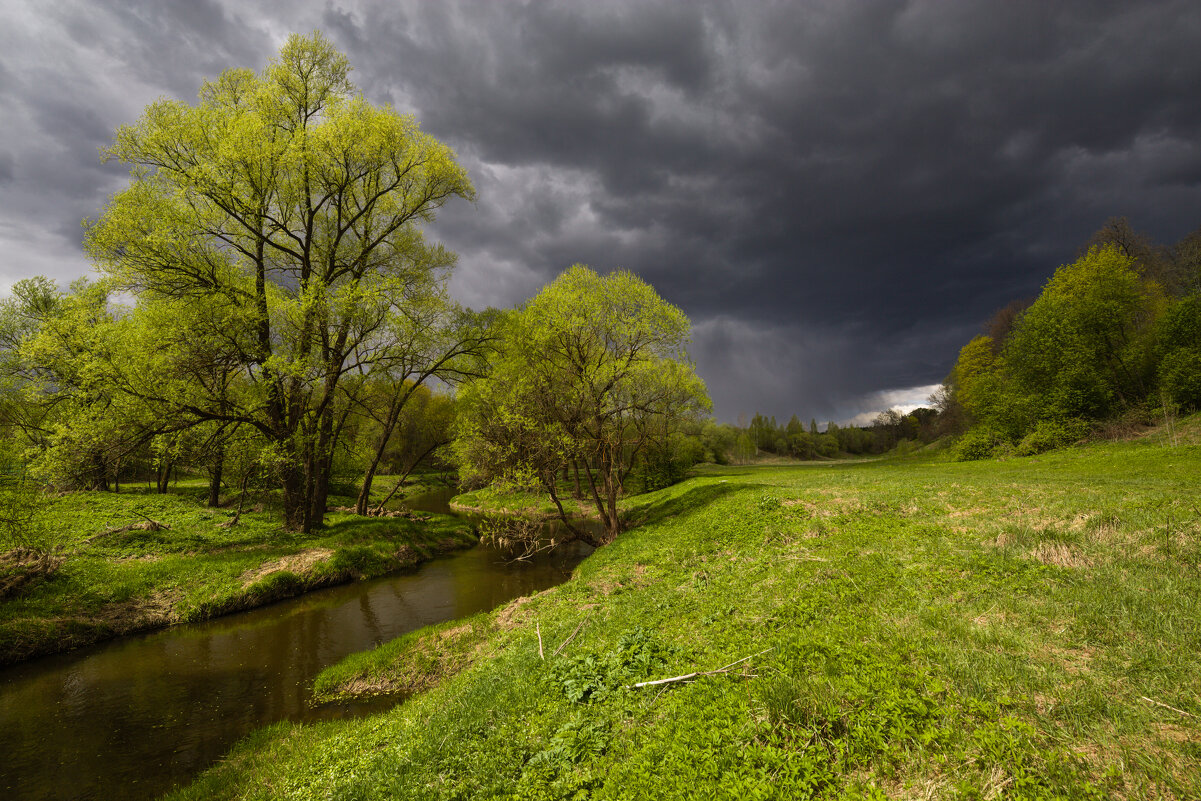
[
  {"left": 687, "top": 407, "right": 947, "bottom": 465},
  {"left": 943, "top": 216, "right": 1201, "bottom": 459}
]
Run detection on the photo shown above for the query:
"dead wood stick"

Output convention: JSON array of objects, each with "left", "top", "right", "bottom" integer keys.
[
  {"left": 629, "top": 648, "right": 774, "bottom": 690},
  {"left": 537, "top": 621, "right": 544, "bottom": 660},
  {"left": 80, "top": 514, "right": 170, "bottom": 545},
  {"left": 1140, "top": 695, "right": 1197, "bottom": 718},
  {"left": 632, "top": 671, "right": 701, "bottom": 689},
  {"left": 552, "top": 619, "right": 587, "bottom": 658},
  {"left": 79, "top": 525, "right": 137, "bottom": 545}
]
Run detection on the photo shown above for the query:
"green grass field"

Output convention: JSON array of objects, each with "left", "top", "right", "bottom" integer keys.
[
  {"left": 0, "top": 475, "right": 474, "bottom": 665},
  {"left": 451, "top": 482, "right": 602, "bottom": 520},
  {"left": 168, "top": 419, "right": 1201, "bottom": 799}
]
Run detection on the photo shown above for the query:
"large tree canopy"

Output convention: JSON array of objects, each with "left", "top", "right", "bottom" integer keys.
[
  {"left": 83, "top": 32, "right": 474, "bottom": 531},
  {"left": 455, "top": 265, "right": 710, "bottom": 545}
]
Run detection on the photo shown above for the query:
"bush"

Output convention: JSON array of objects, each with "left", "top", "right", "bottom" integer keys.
[
  {"left": 952, "top": 426, "right": 1008, "bottom": 461},
  {"left": 1159, "top": 348, "right": 1201, "bottom": 410},
  {"left": 1015, "top": 418, "right": 1091, "bottom": 456},
  {"left": 0, "top": 453, "right": 66, "bottom": 597}
]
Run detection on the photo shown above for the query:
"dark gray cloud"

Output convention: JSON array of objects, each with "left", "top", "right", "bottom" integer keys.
[{"left": 3, "top": 0, "right": 1200, "bottom": 423}]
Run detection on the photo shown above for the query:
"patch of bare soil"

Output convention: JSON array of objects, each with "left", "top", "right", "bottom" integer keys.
[
  {"left": 494, "top": 589, "right": 552, "bottom": 630},
  {"left": 240, "top": 548, "right": 334, "bottom": 586}
]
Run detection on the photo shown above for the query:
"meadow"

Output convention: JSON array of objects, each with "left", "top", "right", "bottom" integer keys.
[
  {"left": 0, "top": 475, "right": 471, "bottom": 665},
  {"left": 170, "top": 419, "right": 1201, "bottom": 799}
]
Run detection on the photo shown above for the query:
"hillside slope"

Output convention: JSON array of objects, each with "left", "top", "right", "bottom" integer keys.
[{"left": 175, "top": 429, "right": 1201, "bottom": 799}]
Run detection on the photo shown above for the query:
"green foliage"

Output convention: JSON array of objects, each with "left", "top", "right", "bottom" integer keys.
[
  {"left": 950, "top": 335, "right": 1003, "bottom": 425},
  {"left": 948, "top": 244, "right": 1196, "bottom": 456},
  {"left": 1155, "top": 294, "right": 1201, "bottom": 410},
  {"left": 0, "top": 447, "right": 66, "bottom": 597},
  {"left": 548, "top": 628, "right": 675, "bottom": 704},
  {"left": 0, "top": 449, "right": 50, "bottom": 553},
  {"left": 454, "top": 266, "right": 710, "bottom": 542},
  {"left": 627, "top": 432, "right": 703, "bottom": 493},
  {"left": 527, "top": 716, "right": 612, "bottom": 769},
  {"left": 1159, "top": 349, "right": 1201, "bottom": 409},
  {"left": 1015, "top": 418, "right": 1092, "bottom": 456},
  {"left": 75, "top": 31, "right": 474, "bottom": 531},
  {"left": 1005, "top": 246, "right": 1157, "bottom": 420},
  {"left": 952, "top": 425, "right": 1008, "bottom": 461}
]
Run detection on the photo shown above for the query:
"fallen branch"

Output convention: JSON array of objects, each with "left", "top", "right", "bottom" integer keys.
[
  {"left": 552, "top": 618, "right": 588, "bottom": 658},
  {"left": 80, "top": 517, "right": 171, "bottom": 544},
  {"left": 1140, "top": 695, "right": 1197, "bottom": 718},
  {"left": 629, "top": 648, "right": 774, "bottom": 689},
  {"left": 537, "top": 621, "right": 544, "bottom": 660}
]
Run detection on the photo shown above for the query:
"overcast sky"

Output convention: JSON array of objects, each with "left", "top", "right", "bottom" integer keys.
[{"left": 2, "top": 1, "right": 1200, "bottom": 424}]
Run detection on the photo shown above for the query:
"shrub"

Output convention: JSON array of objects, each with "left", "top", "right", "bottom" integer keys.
[
  {"left": 1159, "top": 348, "right": 1201, "bottom": 410},
  {"left": 952, "top": 426, "right": 1008, "bottom": 461},
  {"left": 1015, "top": 418, "right": 1091, "bottom": 456},
  {"left": 0, "top": 453, "right": 65, "bottom": 598}
]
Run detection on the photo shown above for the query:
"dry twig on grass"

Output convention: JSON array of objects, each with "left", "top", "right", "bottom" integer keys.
[
  {"left": 552, "top": 618, "right": 588, "bottom": 658},
  {"left": 1140, "top": 695, "right": 1197, "bottom": 718},
  {"left": 81, "top": 517, "right": 171, "bottom": 544},
  {"left": 629, "top": 648, "right": 775, "bottom": 689}
]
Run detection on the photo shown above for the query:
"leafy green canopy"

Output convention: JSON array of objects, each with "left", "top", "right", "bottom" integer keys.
[
  {"left": 946, "top": 245, "right": 1191, "bottom": 459},
  {"left": 79, "top": 32, "right": 474, "bottom": 530},
  {"left": 455, "top": 265, "right": 710, "bottom": 544}
]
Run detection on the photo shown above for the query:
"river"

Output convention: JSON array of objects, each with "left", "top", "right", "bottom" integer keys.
[{"left": 0, "top": 489, "right": 593, "bottom": 801}]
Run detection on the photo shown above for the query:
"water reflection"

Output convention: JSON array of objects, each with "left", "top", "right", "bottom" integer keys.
[{"left": 0, "top": 490, "right": 591, "bottom": 801}]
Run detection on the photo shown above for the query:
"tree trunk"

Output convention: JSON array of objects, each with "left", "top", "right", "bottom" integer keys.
[
  {"left": 603, "top": 470, "right": 620, "bottom": 542},
  {"left": 91, "top": 455, "right": 109, "bottom": 491},
  {"left": 371, "top": 440, "right": 446, "bottom": 515},
  {"left": 544, "top": 476, "right": 604, "bottom": 549},
  {"left": 355, "top": 465, "right": 378, "bottom": 516},
  {"left": 281, "top": 463, "right": 307, "bottom": 532},
  {"left": 355, "top": 393, "right": 406, "bottom": 515},
  {"left": 310, "top": 465, "right": 330, "bottom": 529},
  {"left": 156, "top": 461, "right": 172, "bottom": 494},
  {"left": 307, "top": 409, "right": 337, "bottom": 528}
]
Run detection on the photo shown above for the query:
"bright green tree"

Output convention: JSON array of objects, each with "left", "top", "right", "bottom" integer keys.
[
  {"left": 1155, "top": 293, "right": 1201, "bottom": 410},
  {"left": 455, "top": 266, "right": 710, "bottom": 545},
  {"left": 84, "top": 32, "right": 474, "bottom": 531},
  {"left": 1003, "top": 245, "right": 1162, "bottom": 423}
]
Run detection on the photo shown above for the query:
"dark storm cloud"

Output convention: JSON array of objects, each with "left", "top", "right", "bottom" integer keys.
[
  {"left": 0, "top": 1, "right": 274, "bottom": 289},
  {"left": 4, "top": 0, "right": 1201, "bottom": 422},
  {"left": 313, "top": 0, "right": 1201, "bottom": 419}
]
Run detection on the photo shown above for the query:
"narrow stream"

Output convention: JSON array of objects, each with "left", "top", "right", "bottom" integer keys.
[{"left": 0, "top": 489, "right": 594, "bottom": 801}]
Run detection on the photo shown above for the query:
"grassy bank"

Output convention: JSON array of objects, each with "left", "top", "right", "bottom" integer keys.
[
  {"left": 177, "top": 422, "right": 1199, "bottom": 799},
  {"left": 450, "top": 483, "right": 602, "bottom": 520},
  {"left": 0, "top": 479, "right": 475, "bottom": 666}
]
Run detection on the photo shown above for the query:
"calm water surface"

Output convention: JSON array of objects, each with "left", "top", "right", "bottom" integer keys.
[{"left": 0, "top": 489, "right": 592, "bottom": 801}]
